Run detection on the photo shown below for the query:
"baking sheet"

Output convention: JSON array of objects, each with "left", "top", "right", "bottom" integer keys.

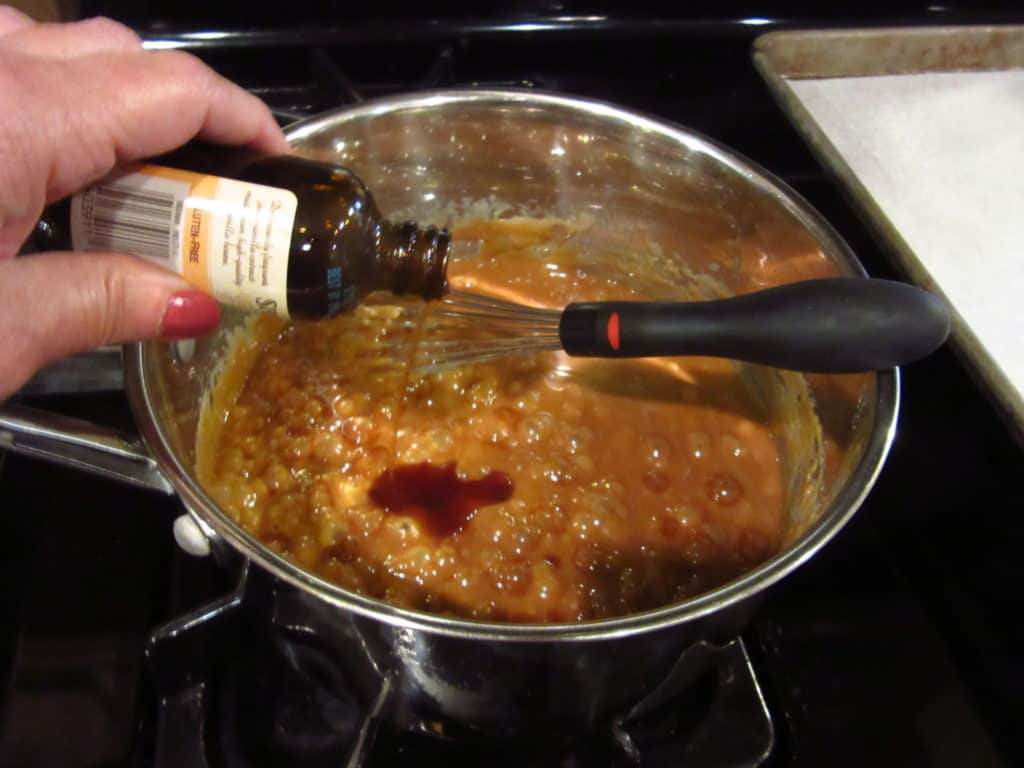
[{"left": 754, "top": 26, "right": 1024, "bottom": 438}]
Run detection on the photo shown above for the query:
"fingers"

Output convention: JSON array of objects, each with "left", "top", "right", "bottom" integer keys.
[
  {"left": 0, "top": 6, "right": 34, "bottom": 37},
  {"left": 26, "top": 48, "right": 290, "bottom": 202},
  {"left": 0, "top": 16, "right": 142, "bottom": 58},
  {"left": 0, "top": 29, "right": 289, "bottom": 251},
  {"left": 118, "top": 49, "right": 291, "bottom": 155},
  {"left": 0, "top": 251, "right": 220, "bottom": 400}
]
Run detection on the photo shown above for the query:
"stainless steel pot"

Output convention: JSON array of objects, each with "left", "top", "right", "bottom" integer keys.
[{"left": 0, "top": 90, "right": 897, "bottom": 737}]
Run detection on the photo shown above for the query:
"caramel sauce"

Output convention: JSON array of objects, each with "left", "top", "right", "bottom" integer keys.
[
  {"left": 370, "top": 462, "right": 514, "bottom": 537},
  {"left": 196, "top": 218, "right": 788, "bottom": 623}
]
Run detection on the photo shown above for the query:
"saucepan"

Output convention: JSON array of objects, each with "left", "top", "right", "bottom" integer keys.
[{"left": 0, "top": 90, "right": 897, "bottom": 738}]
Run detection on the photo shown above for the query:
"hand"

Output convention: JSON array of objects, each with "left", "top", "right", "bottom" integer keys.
[{"left": 0, "top": 9, "right": 290, "bottom": 400}]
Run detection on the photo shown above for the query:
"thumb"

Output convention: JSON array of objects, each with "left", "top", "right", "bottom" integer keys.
[{"left": 0, "top": 251, "right": 220, "bottom": 399}]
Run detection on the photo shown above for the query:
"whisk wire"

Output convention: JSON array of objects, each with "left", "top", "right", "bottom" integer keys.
[
  {"left": 417, "top": 342, "right": 563, "bottom": 373},
  {"left": 447, "top": 288, "right": 550, "bottom": 309},
  {"left": 430, "top": 309, "right": 560, "bottom": 326},
  {"left": 414, "top": 337, "right": 560, "bottom": 353},
  {"left": 383, "top": 289, "right": 565, "bottom": 375}
]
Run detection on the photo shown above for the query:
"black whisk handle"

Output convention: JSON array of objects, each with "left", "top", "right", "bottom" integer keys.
[{"left": 558, "top": 277, "right": 950, "bottom": 373}]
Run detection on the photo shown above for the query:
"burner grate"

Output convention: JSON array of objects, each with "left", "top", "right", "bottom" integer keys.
[{"left": 145, "top": 562, "right": 775, "bottom": 768}]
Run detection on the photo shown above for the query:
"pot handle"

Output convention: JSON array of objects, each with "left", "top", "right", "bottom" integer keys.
[{"left": 0, "top": 404, "right": 174, "bottom": 494}]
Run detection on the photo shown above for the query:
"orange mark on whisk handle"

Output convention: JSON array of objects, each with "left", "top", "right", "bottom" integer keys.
[{"left": 606, "top": 312, "right": 621, "bottom": 351}]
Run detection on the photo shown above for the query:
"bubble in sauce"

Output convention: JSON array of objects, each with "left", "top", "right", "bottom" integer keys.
[
  {"left": 706, "top": 473, "right": 743, "bottom": 506},
  {"left": 545, "top": 364, "right": 575, "bottom": 392},
  {"left": 642, "top": 433, "right": 672, "bottom": 468},
  {"left": 518, "top": 411, "right": 554, "bottom": 444},
  {"left": 688, "top": 432, "right": 711, "bottom": 460},
  {"left": 720, "top": 433, "right": 746, "bottom": 459},
  {"left": 642, "top": 469, "right": 671, "bottom": 494}
]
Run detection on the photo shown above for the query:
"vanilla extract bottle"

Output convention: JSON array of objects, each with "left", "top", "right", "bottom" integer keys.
[{"left": 35, "top": 143, "right": 450, "bottom": 318}]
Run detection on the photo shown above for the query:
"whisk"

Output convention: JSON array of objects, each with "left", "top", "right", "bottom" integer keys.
[{"left": 401, "top": 278, "right": 950, "bottom": 374}]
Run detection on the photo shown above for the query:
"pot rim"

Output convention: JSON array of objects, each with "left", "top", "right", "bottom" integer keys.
[{"left": 124, "top": 88, "right": 899, "bottom": 642}]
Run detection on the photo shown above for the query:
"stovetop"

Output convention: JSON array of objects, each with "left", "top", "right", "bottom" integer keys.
[{"left": 3, "top": 5, "right": 1023, "bottom": 767}]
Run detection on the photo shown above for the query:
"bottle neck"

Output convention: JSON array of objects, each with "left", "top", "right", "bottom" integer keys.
[{"left": 375, "top": 221, "right": 450, "bottom": 300}]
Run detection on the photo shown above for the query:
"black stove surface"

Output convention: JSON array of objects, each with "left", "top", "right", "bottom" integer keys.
[{"left": 3, "top": 5, "right": 1023, "bottom": 767}]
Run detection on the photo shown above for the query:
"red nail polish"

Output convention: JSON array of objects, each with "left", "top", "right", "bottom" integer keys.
[{"left": 161, "top": 290, "right": 220, "bottom": 339}]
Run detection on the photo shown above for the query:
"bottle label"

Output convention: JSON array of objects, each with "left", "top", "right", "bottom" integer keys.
[{"left": 70, "top": 164, "right": 298, "bottom": 318}]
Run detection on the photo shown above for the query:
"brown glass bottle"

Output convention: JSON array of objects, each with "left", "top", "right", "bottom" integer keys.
[{"left": 34, "top": 143, "right": 450, "bottom": 319}]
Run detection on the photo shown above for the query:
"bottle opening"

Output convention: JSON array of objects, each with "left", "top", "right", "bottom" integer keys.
[{"left": 380, "top": 221, "right": 451, "bottom": 300}]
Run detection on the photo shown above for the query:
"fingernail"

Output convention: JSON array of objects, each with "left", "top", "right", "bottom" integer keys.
[{"left": 160, "top": 290, "right": 220, "bottom": 339}]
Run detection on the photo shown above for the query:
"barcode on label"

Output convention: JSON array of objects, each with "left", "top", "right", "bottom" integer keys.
[{"left": 72, "top": 172, "right": 191, "bottom": 267}]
